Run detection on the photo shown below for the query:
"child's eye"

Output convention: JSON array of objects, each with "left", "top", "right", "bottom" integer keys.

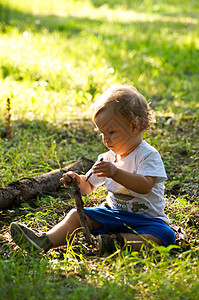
[{"left": 99, "top": 130, "right": 116, "bottom": 137}]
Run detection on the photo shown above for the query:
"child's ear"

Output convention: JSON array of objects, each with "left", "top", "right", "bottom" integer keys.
[{"left": 130, "top": 119, "right": 140, "bottom": 133}]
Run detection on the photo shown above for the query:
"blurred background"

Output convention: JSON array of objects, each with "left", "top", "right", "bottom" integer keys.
[{"left": 0, "top": 0, "right": 198, "bottom": 122}]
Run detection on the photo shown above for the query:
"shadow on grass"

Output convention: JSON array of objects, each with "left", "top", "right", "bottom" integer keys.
[
  {"left": 0, "top": 117, "right": 99, "bottom": 182},
  {"left": 0, "top": 118, "right": 95, "bottom": 142}
]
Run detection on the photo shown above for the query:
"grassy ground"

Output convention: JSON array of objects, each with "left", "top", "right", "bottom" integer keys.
[{"left": 0, "top": 0, "right": 199, "bottom": 299}]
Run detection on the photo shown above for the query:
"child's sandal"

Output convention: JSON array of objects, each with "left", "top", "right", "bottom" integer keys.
[{"left": 98, "top": 232, "right": 125, "bottom": 256}]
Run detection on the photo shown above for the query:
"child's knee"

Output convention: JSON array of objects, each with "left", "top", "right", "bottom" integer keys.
[
  {"left": 67, "top": 208, "right": 80, "bottom": 224},
  {"left": 86, "top": 216, "right": 103, "bottom": 230}
]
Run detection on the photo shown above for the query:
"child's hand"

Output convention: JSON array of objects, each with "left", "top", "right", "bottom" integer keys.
[
  {"left": 60, "top": 171, "right": 81, "bottom": 188},
  {"left": 92, "top": 161, "right": 118, "bottom": 178}
]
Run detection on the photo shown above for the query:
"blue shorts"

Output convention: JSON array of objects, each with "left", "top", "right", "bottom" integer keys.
[{"left": 84, "top": 205, "right": 176, "bottom": 247}]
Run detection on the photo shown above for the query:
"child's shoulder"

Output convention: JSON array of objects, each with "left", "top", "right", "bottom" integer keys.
[
  {"left": 129, "top": 140, "right": 161, "bottom": 161},
  {"left": 140, "top": 140, "right": 158, "bottom": 154}
]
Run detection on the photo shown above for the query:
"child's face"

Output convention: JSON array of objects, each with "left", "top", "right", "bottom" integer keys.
[{"left": 94, "top": 108, "right": 140, "bottom": 159}]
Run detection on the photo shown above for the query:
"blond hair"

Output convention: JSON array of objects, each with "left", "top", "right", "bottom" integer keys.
[{"left": 93, "top": 85, "right": 155, "bottom": 131}]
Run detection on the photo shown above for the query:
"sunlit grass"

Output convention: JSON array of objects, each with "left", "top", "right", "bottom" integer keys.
[{"left": 0, "top": 0, "right": 198, "bottom": 122}]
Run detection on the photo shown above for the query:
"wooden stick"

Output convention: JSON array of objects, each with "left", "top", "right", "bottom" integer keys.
[{"left": 70, "top": 178, "right": 93, "bottom": 245}]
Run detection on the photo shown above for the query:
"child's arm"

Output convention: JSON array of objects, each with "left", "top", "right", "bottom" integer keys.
[
  {"left": 60, "top": 171, "right": 96, "bottom": 195},
  {"left": 92, "top": 161, "right": 156, "bottom": 194}
]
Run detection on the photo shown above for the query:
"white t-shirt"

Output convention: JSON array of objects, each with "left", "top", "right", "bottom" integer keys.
[{"left": 86, "top": 141, "right": 170, "bottom": 223}]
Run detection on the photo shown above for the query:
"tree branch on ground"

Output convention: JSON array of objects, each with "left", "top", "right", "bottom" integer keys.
[{"left": 0, "top": 157, "right": 94, "bottom": 210}]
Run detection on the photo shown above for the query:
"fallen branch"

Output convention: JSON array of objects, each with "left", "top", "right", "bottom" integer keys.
[
  {"left": 0, "top": 157, "right": 94, "bottom": 210},
  {"left": 70, "top": 178, "right": 93, "bottom": 245}
]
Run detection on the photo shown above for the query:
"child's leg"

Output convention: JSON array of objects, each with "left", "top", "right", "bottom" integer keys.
[
  {"left": 47, "top": 208, "right": 103, "bottom": 247},
  {"left": 120, "top": 233, "right": 163, "bottom": 250},
  {"left": 11, "top": 209, "right": 103, "bottom": 253}
]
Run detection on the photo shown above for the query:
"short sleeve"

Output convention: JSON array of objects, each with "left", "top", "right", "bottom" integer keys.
[{"left": 137, "top": 151, "right": 167, "bottom": 182}]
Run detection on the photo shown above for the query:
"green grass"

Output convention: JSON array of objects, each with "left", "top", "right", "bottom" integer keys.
[
  {"left": 0, "top": 0, "right": 199, "bottom": 299},
  {"left": 0, "top": 0, "right": 199, "bottom": 120}
]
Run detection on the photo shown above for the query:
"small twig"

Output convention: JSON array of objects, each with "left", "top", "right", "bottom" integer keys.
[
  {"left": 70, "top": 178, "right": 93, "bottom": 245},
  {"left": 86, "top": 157, "right": 103, "bottom": 182},
  {"left": 5, "top": 98, "right": 12, "bottom": 139}
]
